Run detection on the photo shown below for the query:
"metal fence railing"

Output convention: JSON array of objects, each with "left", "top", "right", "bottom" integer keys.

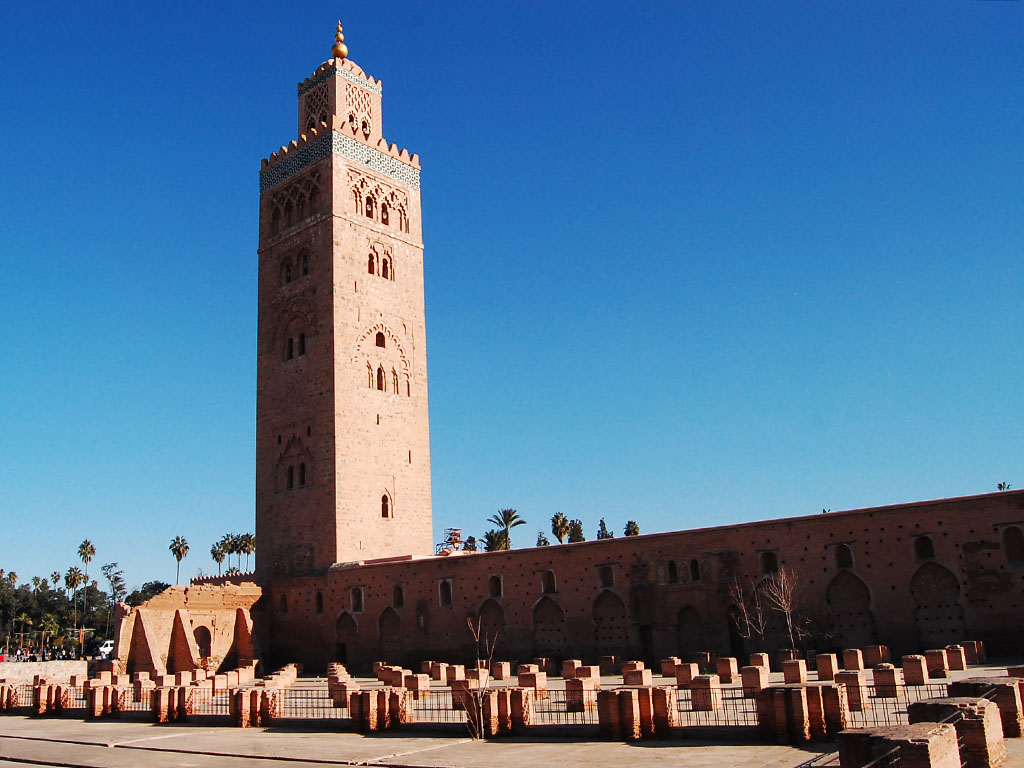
[
  {"left": 275, "top": 686, "right": 347, "bottom": 721},
  {"left": 187, "top": 687, "right": 231, "bottom": 718},
  {"left": 118, "top": 687, "right": 153, "bottom": 718},
  {"left": 411, "top": 689, "right": 467, "bottom": 724},
  {"left": 843, "top": 683, "right": 951, "bottom": 729},
  {"left": 676, "top": 687, "right": 759, "bottom": 727},
  {"left": 535, "top": 688, "right": 598, "bottom": 726}
]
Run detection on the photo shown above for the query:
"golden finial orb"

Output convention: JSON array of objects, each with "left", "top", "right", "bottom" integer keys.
[{"left": 332, "top": 20, "right": 348, "bottom": 60}]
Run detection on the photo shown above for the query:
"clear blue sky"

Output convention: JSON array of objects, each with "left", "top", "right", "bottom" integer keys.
[{"left": 1, "top": 2, "right": 1021, "bottom": 593}]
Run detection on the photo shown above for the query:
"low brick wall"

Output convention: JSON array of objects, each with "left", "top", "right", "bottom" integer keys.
[{"left": 0, "top": 661, "right": 87, "bottom": 684}]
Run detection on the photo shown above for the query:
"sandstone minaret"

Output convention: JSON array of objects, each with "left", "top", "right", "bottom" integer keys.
[{"left": 255, "top": 23, "right": 432, "bottom": 579}]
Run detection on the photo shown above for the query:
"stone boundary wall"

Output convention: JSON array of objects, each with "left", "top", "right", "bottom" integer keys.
[
  {"left": 0, "top": 661, "right": 86, "bottom": 684},
  {"left": 265, "top": 489, "right": 1024, "bottom": 671}
]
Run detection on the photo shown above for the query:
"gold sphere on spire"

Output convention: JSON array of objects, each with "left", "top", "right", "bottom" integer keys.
[{"left": 332, "top": 20, "right": 348, "bottom": 60}]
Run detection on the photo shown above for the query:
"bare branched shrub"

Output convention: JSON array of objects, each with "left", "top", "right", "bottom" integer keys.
[
  {"left": 728, "top": 576, "right": 768, "bottom": 650},
  {"left": 761, "top": 566, "right": 803, "bottom": 650},
  {"left": 465, "top": 616, "right": 498, "bottom": 739}
]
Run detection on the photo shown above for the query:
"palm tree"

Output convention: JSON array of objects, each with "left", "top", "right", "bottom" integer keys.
[
  {"left": 78, "top": 540, "right": 96, "bottom": 631},
  {"left": 31, "top": 576, "right": 41, "bottom": 592},
  {"left": 624, "top": 520, "right": 640, "bottom": 536},
  {"left": 220, "top": 534, "right": 238, "bottom": 569},
  {"left": 487, "top": 508, "right": 526, "bottom": 550},
  {"left": 169, "top": 536, "right": 190, "bottom": 585},
  {"left": 64, "top": 567, "right": 84, "bottom": 645},
  {"left": 39, "top": 614, "right": 60, "bottom": 652},
  {"left": 596, "top": 518, "right": 614, "bottom": 539},
  {"left": 7, "top": 571, "right": 17, "bottom": 586},
  {"left": 231, "top": 534, "right": 243, "bottom": 569},
  {"left": 551, "top": 512, "right": 569, "bottom": 544},
  {"left": 51, "top": 571, "right": 62, "bottom": 589},
  {"left": 78, "top": 540, "right": 95, "bottom": 584},
  {"left": 238, "top": 533, "right": 256, "bottom": 571},
  {"left": 14, "top": 613, "right": 32, "bottom": 649},
  {"left": 210, "top": 542, "right": 226, "bottom": 576},
  {"left": 483, "top": 530, "right": 506, "bottom": 552}
]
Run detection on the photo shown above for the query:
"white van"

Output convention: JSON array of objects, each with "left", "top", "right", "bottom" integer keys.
[{"left": 97, "top": 640, "right": 115, "bottom": 659}]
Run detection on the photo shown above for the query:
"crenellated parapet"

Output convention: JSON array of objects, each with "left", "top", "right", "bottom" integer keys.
[
  {"left": 299, "top": 57, "right": 382, "bottom": 97},
  {"left": 260, "top": 126, "right": 420, "bottom": 193}
]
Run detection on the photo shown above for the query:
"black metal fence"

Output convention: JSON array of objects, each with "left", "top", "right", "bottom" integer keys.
[
  {"left": 843, "top": 683, "right": 950, "bottom": 729},
  {"left": 676, "top": 687, "right": 759, "bottom": 726},
  {"left": 275, "top": 686, "right": 346, "bottom": 721},
  {"left": 411, "top": 689, "right": 467, "bottom": 724}
]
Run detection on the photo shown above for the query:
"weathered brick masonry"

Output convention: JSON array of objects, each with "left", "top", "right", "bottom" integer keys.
[{"left": 266, "top": 490, "right": 1024, "bottom": 671}]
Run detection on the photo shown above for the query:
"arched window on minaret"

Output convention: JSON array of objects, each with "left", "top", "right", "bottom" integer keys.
[
  {"left": 365, "top": 196, "right": 375, "bottom": 219},
  {"left": 381, "top": 258, "right": 390, "bottom": 280},
  {"left": 375, "top": 332, "right": 385, "bottom": 348},
  {"left": 405, "top": 374, "right": 411, "bottom": 397},
  {"left": 298, "top": 463, "right": 306, "bottom": 486},
  {"left": 367, "top": 253, "right": 376, "bottom": 275},
  {"left": 286, "top": 338, "right": 294, "bottom": 361},
  {"left": 300, "top": 250, "right": 309, "bottom": 276},
  {"left": 287, "top": 465, "right": 295, "bottom": 490},
  {"left": 284, "top": 199, "right": 294, "bottom": 228},
  {"left": 376, "top": 367, "right": 385, "bottom": 391},
  {"left": 392, "top": 369, "right": 399, "bottom": 394},
  {"left": 298, "top": 333, "right": 306, "bottom": 356},
  {"left": 381, "top": 494, "right": 391, "bottom": 518},
  {"left": 381, "top": 202, "right": 389, "bottom": 226}
]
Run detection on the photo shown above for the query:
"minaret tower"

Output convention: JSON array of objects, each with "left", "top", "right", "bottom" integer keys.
[{"left": 255, "top": 23, "right": 432, "bottom": 579}]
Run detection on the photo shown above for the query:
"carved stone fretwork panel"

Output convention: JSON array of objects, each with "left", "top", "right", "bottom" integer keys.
[
  {"left": 351, "top": 323, "right": 409, "bottom": 370},
  {"left": 275, "top": 435, "right": 314, "bottom": 493},
  {"left": 303, "top": 84, "right": 330, "bottom": 133},
  {"left": 346, "top": 84, "right": 372, "bottom": 120},
  {"left": 348, "top": 169, "right": 411, "bottom": 233},
  {"left": 268, "top": 170, "right": 322, "bottom": 237},
  {"left": 272, "top": 296, "right": 316, "bottom": 356},
  {"left": 353, "top": 323, "right": 411, "bottom": 397},
  {"left": 366, "top": 239, "right": 396, "bottom": 281}
]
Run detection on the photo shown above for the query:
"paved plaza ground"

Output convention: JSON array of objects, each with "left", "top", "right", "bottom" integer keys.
[
  {"left": 3, "top": 716, "right": 1024, "bottom": 768},
  {"left": 2, "top": 661, "right": 1023, "bottom": 767},
  {"left": 0, "top": 714, "right": 834, "bottom": 768}
]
